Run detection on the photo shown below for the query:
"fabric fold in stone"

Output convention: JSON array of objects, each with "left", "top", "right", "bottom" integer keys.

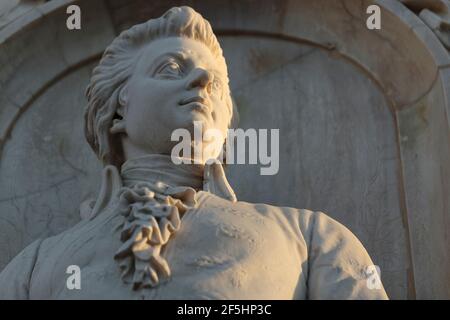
[
  {"left": 111, "top": 154, "right": 237, "bottom": 290},
  {"left": 113, "top": 182, "right": 195, "bottom": 289}
]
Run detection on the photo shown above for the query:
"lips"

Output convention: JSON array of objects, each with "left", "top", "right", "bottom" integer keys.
[
  {"left": 179, "top": 96, "right": 211, "bottom": 114},
  {"left": 179, "top": 96, "right": 209, "bottom": 106}
]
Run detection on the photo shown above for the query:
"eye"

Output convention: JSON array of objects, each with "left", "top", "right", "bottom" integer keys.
[{"left": 155, "top": 61, "right": 183, "bottom": 79}]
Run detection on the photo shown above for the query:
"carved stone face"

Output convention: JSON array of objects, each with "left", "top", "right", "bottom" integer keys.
[{"left": 119, "top": 36, "right": 232, "bottom": 162}]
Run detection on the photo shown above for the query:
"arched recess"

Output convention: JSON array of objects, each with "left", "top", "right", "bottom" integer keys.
[{"left": 0, "top": 0, "right": 449, "bottom": 299}]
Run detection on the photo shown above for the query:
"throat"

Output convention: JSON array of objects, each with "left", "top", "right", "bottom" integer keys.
[{"left": 120, "top": 154, "right": 204, "bottom": 190}]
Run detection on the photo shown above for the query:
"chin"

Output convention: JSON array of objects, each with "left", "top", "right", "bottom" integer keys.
[{"left": 178, "top": 116, "right": 210, "bottom": 131}]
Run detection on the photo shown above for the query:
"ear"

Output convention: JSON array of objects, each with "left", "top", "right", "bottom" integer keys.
[
  {"left": 110, "top": 86, "right": 128, "bottom": 134},
  {"left": 118, "top": 84, "right": 128, "bottom": 108}
]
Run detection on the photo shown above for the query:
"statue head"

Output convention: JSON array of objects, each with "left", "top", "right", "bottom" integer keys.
[{"left": 84, "top": 6, "right": 236, "bottom": 167}]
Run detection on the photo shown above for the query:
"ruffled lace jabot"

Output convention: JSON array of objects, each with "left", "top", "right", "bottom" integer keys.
[{"left": 108, "top": 154, "right": 236, "bottom": 290}]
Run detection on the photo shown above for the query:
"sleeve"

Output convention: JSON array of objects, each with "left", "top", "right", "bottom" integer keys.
[
  {"left": 305, "top": 211, "right": 388, "bottom": 300},
  {"left": 0, "top": 239, "right": 43, "bottom": 299}
]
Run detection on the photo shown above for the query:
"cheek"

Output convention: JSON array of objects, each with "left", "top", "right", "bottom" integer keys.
[
  {"left": 125, "top": 98, "right": 156, "bottom": 133},
  {"left": 126, "top": 80, "right": 179, "bottom": 124},
  {"left": 211, "top": 100, "right": 232, "bottom": 132},
  {"left": 131, "top": 79, "right": 177, "bottom": 106}
]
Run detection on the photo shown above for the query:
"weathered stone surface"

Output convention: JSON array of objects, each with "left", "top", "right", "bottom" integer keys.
[
  {"left": 224, "top": 38, "right": 408, "bottom": 298},
  {"left": 0, "top": 6, "right": 388, "bottom": 300},
  {"left": 0, "top": 63, "right": 102, "bottom": 270},
  {"left": 397, "top": 74, "right": 450, "bottom": 299},
  {"left": 0, "top": 0, "right": 449, "bottom": 299}
]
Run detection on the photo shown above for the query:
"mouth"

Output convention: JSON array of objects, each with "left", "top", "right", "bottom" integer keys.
[
  {"left": 184, "top": 102, "right": 210, "bottom": 113},
  {"left": 179, "top": 96, "right": 211, "bottom": 114}
]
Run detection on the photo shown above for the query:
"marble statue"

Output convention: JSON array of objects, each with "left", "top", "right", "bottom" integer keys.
[{"left": 0, "top": 6, "right": 388, "bottom": 300}]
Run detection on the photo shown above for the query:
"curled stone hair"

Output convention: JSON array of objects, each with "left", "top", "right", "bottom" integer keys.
[{"left": 84, "top": 6, "right": 236, "bottom": 167}]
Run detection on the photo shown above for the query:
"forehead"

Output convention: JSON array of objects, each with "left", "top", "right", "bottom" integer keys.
[{"left": 136, "top": 36, "right": 222, "bottom": 70}]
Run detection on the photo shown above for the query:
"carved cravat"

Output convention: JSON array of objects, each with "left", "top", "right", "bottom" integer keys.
[{"left": 108, "top": 154, "right": 236, "bottom": 290}]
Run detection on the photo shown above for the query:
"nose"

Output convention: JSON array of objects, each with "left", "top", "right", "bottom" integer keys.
[{"left": 185, "top": 68, "right": 213, "bottom": 92}]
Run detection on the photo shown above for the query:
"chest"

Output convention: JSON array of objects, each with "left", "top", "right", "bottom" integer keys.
[
  {"left": 33, "top": 196, "right": 307, "bottom": 299},
  {"left": 150, "top": 198, "right": 306, "bottom": 299}
]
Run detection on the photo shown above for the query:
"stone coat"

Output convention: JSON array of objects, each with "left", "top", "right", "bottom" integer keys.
[{"left": 0, "top": 155, "right": 388, "bottom": 300}]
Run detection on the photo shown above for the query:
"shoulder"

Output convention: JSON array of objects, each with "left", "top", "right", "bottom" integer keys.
[
  {"left": 247, "top": 204, "right": 363, "bottom": 255},
  {"left": 221, "top": 196, "right": 362, "bottom": 251},
  {"left": 0, "top": 238, "right": 43, "bottom": 299},
  {"left": 275, "top": 208, "right": 372, "bottom": 266},
  {"left": 202, "top": 193, "right": 367, "bottom": 259},
  {"left": 298, "top": 210, "right": 362, "bottom": 254},
  {"left": 300, "top": 211, "right": 388, "bottom": 299},
  {"left": 0, "top": 215, "right": 95, "bottom": 298}
]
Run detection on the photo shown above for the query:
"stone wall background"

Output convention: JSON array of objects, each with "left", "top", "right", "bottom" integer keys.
[{"left": 1, "top": 0, "right": 450, "bottom": 299}]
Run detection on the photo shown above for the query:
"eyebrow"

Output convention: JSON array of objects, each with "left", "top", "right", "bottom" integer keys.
[
  {"left": 140, "top": 51, "right": 182, "bottom": 75},
  {"left": 165, "top": 51, "right": 188, "bottom": 62}
]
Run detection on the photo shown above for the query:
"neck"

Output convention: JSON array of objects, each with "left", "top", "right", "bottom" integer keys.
[{"left": 120, "top": 154, "right": 204, "bottom": 190}]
